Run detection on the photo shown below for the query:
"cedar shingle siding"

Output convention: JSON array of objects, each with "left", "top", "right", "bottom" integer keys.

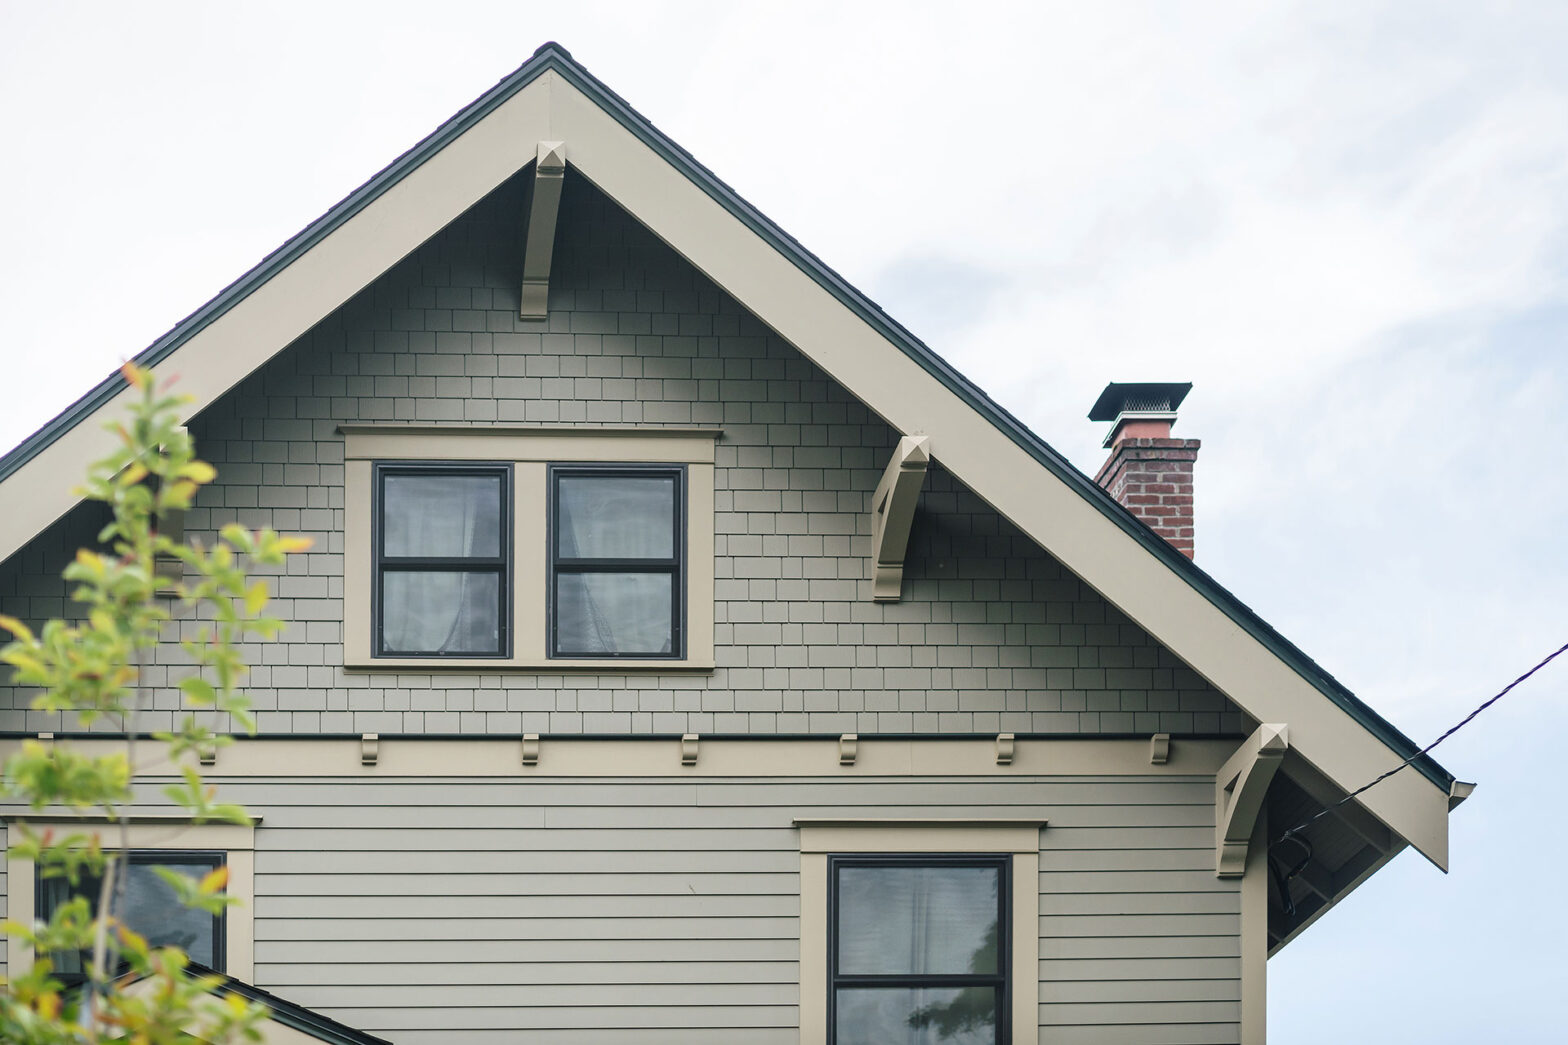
[{"left": 0, "top": 172, "right": 1241, "bottom": 739}]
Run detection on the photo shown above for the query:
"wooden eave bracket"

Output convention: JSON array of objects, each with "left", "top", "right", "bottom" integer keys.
[
  {"left": 519, "top": 140, "right": 567, "bottom": 320},
  {"left": 870, "top": 435, "right": 931, "bottom": 602},
  {"left": 1215, "top": 723, "right": 1288, "bottom": 878}
]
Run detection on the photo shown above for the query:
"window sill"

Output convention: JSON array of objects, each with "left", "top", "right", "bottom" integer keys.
[{"left": 343, "top": 657, "right": 716, "bottom": 673}]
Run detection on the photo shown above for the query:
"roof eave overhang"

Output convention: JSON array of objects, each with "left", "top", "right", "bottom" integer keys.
[{"left": 0, "top": 44, "right": 1457, "bottom": 870}]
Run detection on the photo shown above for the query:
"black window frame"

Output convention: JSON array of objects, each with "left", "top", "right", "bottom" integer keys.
[
  {"left": 827, "top": 853, "right": 1011, "bottom": 1045},
  {"left": 547, "top": 463, "right": 686, "bottom": 660},
  {"left": 36, "top": 849, "right": 227, "bottom": 985},
  {"left": 372, "top": 461, "right": 512, "bottom": 659}
]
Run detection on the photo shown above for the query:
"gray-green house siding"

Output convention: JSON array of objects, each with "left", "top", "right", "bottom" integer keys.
[
  {"left": 5, "top": 773, "right": 1242, "bottom": 1044},
  {"left": 0, "top": 172, "right": 1242, "bottom": 740}
]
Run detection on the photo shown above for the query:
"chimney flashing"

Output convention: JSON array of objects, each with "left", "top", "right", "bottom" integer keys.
[{"left": 1101, "top": 409, "right": 1179, "bottom": 449}]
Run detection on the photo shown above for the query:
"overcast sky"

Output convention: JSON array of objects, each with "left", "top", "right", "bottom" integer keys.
[{"left": 2, "top": 1, "right": 1565, "bottom": 1040}]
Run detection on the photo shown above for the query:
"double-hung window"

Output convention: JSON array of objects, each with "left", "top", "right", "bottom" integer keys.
[
  {"left": 344, "top": 427, "right": 716, "bottom": 668},
  {"left": 829, "top": 855, "right": 1010, "bottom": 1045},
  {"left": 373, "top": 464, "right": 510, "bottom": 657},
  {"left": 549, "top": 465, "right": 683, "bottom": 658},
  {"left": 36, "top": 850, "right": 226, "bottom": 985}
]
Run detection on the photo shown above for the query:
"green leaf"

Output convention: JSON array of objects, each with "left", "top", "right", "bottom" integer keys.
[{"left": 178, "top": 676, "right": 216, "bottom": 705}]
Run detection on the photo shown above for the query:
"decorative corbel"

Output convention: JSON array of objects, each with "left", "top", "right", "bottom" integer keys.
[
  {"left": 995, "top": 733, "right": 1015, "bottom": 765},
  {"left": 361, "top": 733, "right": 379, "bottom": 766},
  {"left": 1149, "top": 733, "right": 1171, "bottom": 765},
  {"left": 870, "top": 435, "right": 931, "bottom": 601},
  {"left": 154, "top": 425, "right": 188, "bottom": 596},
  {"left": 1215, "top": 723, "right": 1288, "bottom": 877},
  {"left": 521, "top": 734, "right": 540, "bottom": 766},
  {"left": 680, "top": 733, "right": 699, "bottom": 766},
  {"left": 519, "top": 141, "right": 567, "bottom": 320},
  {"left": 839, "top": 734, "right": 858, "bottom": 765}
]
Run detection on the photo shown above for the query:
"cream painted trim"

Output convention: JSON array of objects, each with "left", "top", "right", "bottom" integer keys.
[
  {"left": 1215, "top": 724, "right": 1288, "bottom": 878},
  {"left": 520, "top": 140, "right": 567, "bottom": 319},
  {"left": 796, "top": 820, "right": 1042, "bottom": 1045},
  {"left": 869, "top": 435, "right": 930, "bottom": 602},
  {"left": 343, "top": 432, "right": 715, "bottom": 670},
  {"left": 5, "top": 818, "right": 256, "bottom": 981},
  {"left": 1241, "top": 815, "right": 1268, "bottom": 1044},
  {"left": 546, "top": 74, "right": 1452, "bottom": 867},
  {"left": 0, "top": 736, "right": 1237, "bottom": 779},
  {"left": 0, "top": 57, "right": 1450, "bottom": 866},
  {"left": 339, "top": 426, "right": 720, "bottom": 463}
]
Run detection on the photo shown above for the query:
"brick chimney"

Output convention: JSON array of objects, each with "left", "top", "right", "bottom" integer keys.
[{"left": 1090, "top": 382, "right": 1200, "bottom": 558}]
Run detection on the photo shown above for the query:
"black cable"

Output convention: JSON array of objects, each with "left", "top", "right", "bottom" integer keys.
[{"left": 1275, "top": 638, "right": 1568, "bottom": 847}]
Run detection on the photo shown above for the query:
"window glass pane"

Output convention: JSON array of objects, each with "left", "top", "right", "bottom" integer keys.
[
  {"left": 838, "top": 865, "right": 999, "bottom": 975},
  {"left": 383, "top": 473, "right": 502, "bottom": 558},
  {"left": 383, "top": 571, "right": 501, "bottom": 654},
  {"left": 39, "top": 856, "right": 221, "bottom": 978},
  {"left": 123, "top": 862, "right": 218, "bottom": 968},
  {"left": 556, "top": 572, "right": 673, "bottom": 655},
  {"left": 557, "top": 476, "right": 675, "bottom": 559},
  {"left": 835, "top": 986, "right": 998, "bottom": 1045}
]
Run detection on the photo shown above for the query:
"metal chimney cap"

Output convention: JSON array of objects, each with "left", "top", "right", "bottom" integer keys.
[{"left": 1088, "top": 382, "right": 1193, "bottom": 422}]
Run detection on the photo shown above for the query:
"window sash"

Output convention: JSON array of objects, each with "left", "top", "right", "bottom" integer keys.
[
  {"left": 373, "top": 463, "right": 511, "bottom": 658},
  {"left": 548, "top": 465, "right": 685, "bottom": 659},
  {"left": 36, "top": 850, "right": 227, "bottom": 983},
  {"left": 828, "top": 854, "right": 1011, "bottom": 1045}
]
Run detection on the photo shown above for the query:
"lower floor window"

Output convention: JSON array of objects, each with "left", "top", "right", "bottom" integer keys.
[
  {"left": 37, "top": 850, "right": 225, "bottom": 983},
  {"left": 830, "top": 855, "right": 1010, "bottom": 1045}
]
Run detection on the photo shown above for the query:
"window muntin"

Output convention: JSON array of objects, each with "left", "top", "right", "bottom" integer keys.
[
  {"left": 829, "top": 855, "right": 1009, "bottom": 1045},
  {"left": 374, "top": 463, "right": 510, "bottom": 657},
  {"left": 549, "top": 466, "right": 684, "bottom": 658},
  {"left": 37, "top": 850, "right": 225, "bottom": 984}
]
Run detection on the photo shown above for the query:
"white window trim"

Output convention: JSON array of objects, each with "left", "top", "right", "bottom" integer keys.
[
  {"left": 342, "top": 425, "right": 718, "bottom": 670},
  {"left": 4, "top": 816, "right": 257, "bottom": 982},
  {"left": 796, "top": 818, "right": 1044, "bottom": 1045}
]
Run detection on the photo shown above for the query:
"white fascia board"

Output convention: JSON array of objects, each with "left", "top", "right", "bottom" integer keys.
[{"left": 547, "top": 76, "right": 1451, "bottom": 869}]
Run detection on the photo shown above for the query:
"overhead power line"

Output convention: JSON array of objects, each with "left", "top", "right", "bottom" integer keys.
[{"left": 1277, "top": 638, "right": 1568, "bottom": 846}]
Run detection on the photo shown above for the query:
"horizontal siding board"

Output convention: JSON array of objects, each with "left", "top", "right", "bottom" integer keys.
[
  {"left": 255, "top": 893, "right": 800, "bottom": 919},
  {"left": 255, "top": 871, "right": 800, "bottom": 897},
  {"left": 1042, "top": 826, "right": 1215, "bottom": 850},
  {"left": 253, "top": 826, "right": 800, "bottom": 850},
  {"left": 1044, "top": 1024, "right": 1242, "bottom": 1045},
  {"left": 303, "top": 1004, "right": 796, "bottom": 1030},
  {"left": 1040, "top": 893, "right": 1240, "bottom": 916},
  {"left": 1041, "top": 935, "right": 1240, "bottom": 960},
  {"left": 1044, "top": 978, "right": 1239, "bottom": 1003},
  {"left": 691, "top": 779, "right": 1214, "bottom": 807},
  {"left": 1040, "top": 913, "right": 1240, "bottom": 937},
  {"left": 255, "top": 915, "right": 800, "bottom": 941},
  {"left": 257, "top": 848, "right": 798, "bottom": 874},
  {"left": 1044, "top": 848, "right": 1215, "bottom": 872},
  {"left": 1038, "top": 957, "right": 1241, "bottom": 982},
  {"left": 1039, "top": 1000, "right": 1241, "bottom": 1025},
  {"left": 386, "top": 1033, "right": 797, "bottom": 1045},
  {"left": 257, "top": 959, "right": 798, "bottom": 985},
  {"left": 1039, "top": 870, "right": 1233, "bottom": 893},
  {"left": 251, "top": 982, "right": 798, "bottom": 1007},
  {"left": 255, "top": 937, "right": 798, "bottom": 964}
]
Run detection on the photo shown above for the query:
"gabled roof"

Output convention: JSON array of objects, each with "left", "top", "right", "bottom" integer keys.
[{"left": 0, "top": 43, "right": 1458, "bottom": 868}]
